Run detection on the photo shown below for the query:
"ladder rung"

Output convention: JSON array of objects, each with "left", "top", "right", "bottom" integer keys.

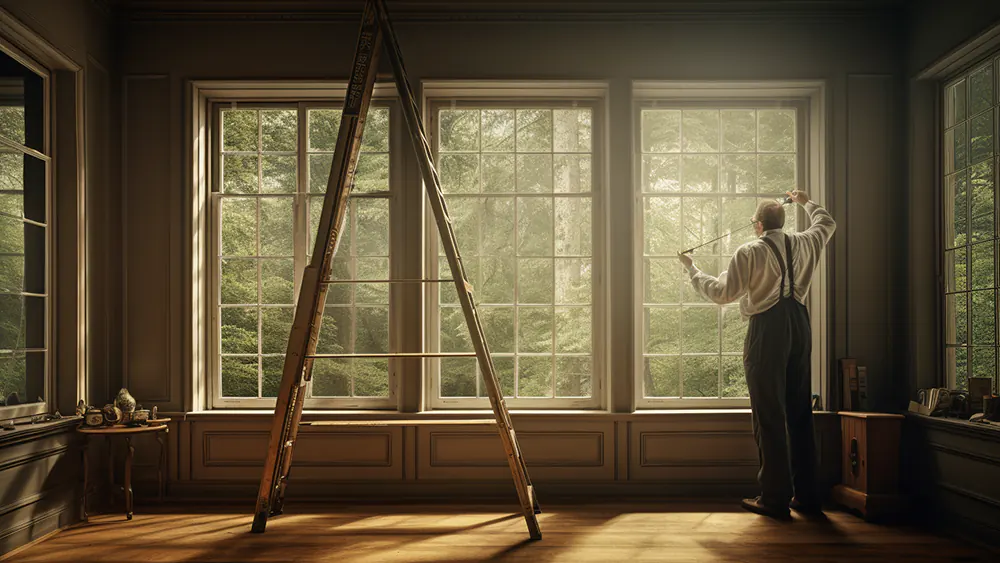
[
  {"left": 302, "top": 419, "right": 498, "bottom": 427},
  {"left": 306, "top": 352, "right": 477, "bottom": 359},
  {"left": 320, "top": 278, "right": 454, "bottom": 284}
]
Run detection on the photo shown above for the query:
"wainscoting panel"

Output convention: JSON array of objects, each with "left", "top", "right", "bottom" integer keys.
[
  {"left": 190, "top": 421, "right": 402, "bottom": 481},
  {"left": 0, "top": 420, "right": 82, "bottom": 556},
  {"left": 629, "top": 419, "right": 758, "bottom": 482},
  {"left": 907, "top": 414, "right": 1000, "bottom": 546},
  {"left": 415, "top": 420, "right": 614, "bottom": 481},
  {"left": 122, "top": 73, "right": 178, "bottom": 411},
  {"left": 123, "top": 413, "right": 851, "bottom": 501}
]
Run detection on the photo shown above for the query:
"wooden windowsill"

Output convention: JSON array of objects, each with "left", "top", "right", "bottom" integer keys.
[
  {"left": 0, "top": 416, "right": 82, "bottom": 448},
  {"left": 173, "top": 409, "right": 790, "bottom": 422},
  {"left": 906, "top": 411, "right": 1000, "bottom": 441}
]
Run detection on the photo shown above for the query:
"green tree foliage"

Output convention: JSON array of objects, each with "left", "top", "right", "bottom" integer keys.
[
  {"left": 640, "top": 108, "right": 797, "bottom": 399},
  {"left": 218, "top": 107, "right": 391, "bottom": 399},
  {"left": 437, "top": 108, "right": 593, "bottom": 399},
  {"left": 0, "top": 105, "right": 37, "bottom": 404},
  {"left": 944, "top": 62, "right": 996, "bottom": 393}
]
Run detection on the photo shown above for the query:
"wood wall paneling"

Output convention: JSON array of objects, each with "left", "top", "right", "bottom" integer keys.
[
  {"left": 190, "top": 422, "right": 403, "bottom": 481},
  {"left": 416, "top": 421, "right": 614, "bottom": 481},
  {"left": 0, "top": 423, "right": 82, "bottom": 557},
  {"left": 629, "top": 420, "right": 757, "bottom": 482},
  {"left": 123, "top": 75, "right": 177, "bottom": 409},
  {"left": 906, "top": 416, "right": 1000, "bottom": 545},
  {"left": 86, "top": 57, "right": 112, "bottom": 407},
  {"left": 846, "top": 74, "right": 895, "bottom": 411}
]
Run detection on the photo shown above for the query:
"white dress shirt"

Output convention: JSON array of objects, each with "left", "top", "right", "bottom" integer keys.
[{"left": 685, "top": 201, "right": 836, "bottom": 318}]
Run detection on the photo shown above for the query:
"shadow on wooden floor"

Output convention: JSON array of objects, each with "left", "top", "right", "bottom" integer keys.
[{"left": 6, "top": 503, "right": 997, "bottom": 563}]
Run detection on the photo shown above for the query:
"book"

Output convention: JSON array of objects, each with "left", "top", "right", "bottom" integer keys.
[
  {"left": 840, "top": 358, "right": 859, "bottom": 411},
  {"left": 858, "top": 366, "right": 868, "bottom": 409}
]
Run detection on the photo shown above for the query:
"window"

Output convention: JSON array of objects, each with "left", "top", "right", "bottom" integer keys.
[
  {"left": 636, "top": 95, "right": 810, "bottom": 407},
  {"left": 944, "top": 54, "right": 1000, "bottom": 393},
  {"left": 0, "top": 45, "right": 48, "bottom": 419},
  {"left": 211, "top": 101, "right": 394, "bottom": 408},
  {"left": 426, "top": 91, "right": 605, "bottom": 409}
]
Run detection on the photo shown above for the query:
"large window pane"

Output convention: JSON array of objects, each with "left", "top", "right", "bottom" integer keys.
[
  {"left": 435, "top": 104, "right": 595, "bottom": 403},
  {"left": 216, "top": 104, "right": 392, "bottom": 404},
  {"left": 641, "top": 102, "right": 800, "bottom": 402},
  {"left": 0, "top": 49, "right": 48, "bottom": 413},
  {"left": 944, "top": 60, "right": 1000, "bottom": 394}
]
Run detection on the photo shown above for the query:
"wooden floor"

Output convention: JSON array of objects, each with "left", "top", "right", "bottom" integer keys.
[{"left": 5, "top": 503, "right": 995, "bottom": 562}]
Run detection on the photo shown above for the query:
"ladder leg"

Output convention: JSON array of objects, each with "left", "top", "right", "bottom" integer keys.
[
  {"left": 373, "top": 0, "right": 541, "bottom": 540},
  {"left": 271, "top": 378, "right": 309, "bottom": 516},
  {"left": 251, "top": 0, "right": 382, "bottom": 533}
]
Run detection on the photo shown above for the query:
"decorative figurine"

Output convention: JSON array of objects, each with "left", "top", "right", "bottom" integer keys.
[
  {"left": 133, "top": 409, "right": 150, "bottom": 424},
  {"left": 102, "top": 404, "right": 122, "bottom": 425},
  {"left": 151, "top": 406, "right": 158, "bottom": 420},
  {"left": 114, "top": 388, "right": 137, "bottom": 415},
  {"left": 85, "top": 409, "right": 105, "bottom": 427},
  {"left": 75, "top": 399, "right": 87, "bottom": 417}
]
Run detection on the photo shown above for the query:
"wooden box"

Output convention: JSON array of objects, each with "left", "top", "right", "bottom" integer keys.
[{"left": 830, "top": 412, "right": 903, "bottom": 520}]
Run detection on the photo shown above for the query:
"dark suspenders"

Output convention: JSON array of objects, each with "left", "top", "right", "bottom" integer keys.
[{"left": 761, "top": 234, "right": 796, "bottom": 300}]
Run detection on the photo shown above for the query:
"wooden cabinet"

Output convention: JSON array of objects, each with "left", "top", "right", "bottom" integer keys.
[{"left": 831, "top": 412, "right": 903, "bottom": 521}]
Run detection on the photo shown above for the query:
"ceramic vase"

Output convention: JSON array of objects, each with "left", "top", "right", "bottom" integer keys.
[{"left": 114, "top": 387, "right": 137, "bottom": 414}]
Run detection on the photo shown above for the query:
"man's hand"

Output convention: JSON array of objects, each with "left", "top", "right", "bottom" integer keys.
[
  {"left": 786, "top": 190, "right": 809, "bottom": 205},
  {"left": 677, "top": 252, "right": 693, "bottom": 269}
]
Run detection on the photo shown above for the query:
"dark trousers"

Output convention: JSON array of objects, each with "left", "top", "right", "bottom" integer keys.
[{"left": 743, "top": 298, "right": 817, "bottom": 506}]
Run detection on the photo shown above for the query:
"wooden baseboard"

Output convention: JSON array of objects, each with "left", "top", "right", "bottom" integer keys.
[
  {"left": 0, "top": 505, "right": 77, "bottom": 561},
  {"left": 0, "top": 527, "right": 63, "bottom": 562}
]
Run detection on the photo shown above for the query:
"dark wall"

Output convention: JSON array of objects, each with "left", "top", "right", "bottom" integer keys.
[
  {"left": 905, "top": 2, "right": 1000, "bottom": 397},
  {"left": 0, "top": 420, "right": 83, "bottom": 557},
  {"left": 908, "top": 0, "right": 1000, "bottom": 76},
  {"left": 0, "top": 0, "right": 117, "bottom": 556},
  {"left": 118, "top": 9, "right": 906, "bottom": 414},
  {"left": 903, "top": 0, "right": 1000, "bottom": 547},
  {"left": 906, "top": 415, "right": 1000, "bottom": 546}
]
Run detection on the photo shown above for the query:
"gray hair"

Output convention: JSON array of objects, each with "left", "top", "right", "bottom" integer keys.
[{"left": 753, "top": 200, "right": 785, "bottom": 231}]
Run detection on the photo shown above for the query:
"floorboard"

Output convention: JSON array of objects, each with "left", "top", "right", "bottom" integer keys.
[{"left": 4, "top": 503, "right": 995, "bottom": 562}]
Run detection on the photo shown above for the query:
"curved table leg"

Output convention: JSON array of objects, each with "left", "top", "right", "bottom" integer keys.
[
  {"left": 157, "top": 430, "right": 167, "bottom": 501},
  {"left": 125, "top": 436, "right": 134, "bottom": 520},
  {"left": 81, "top": 436, "right": 89, "bottom": 522},
  {"left": 107, "top": 435, "right": 114, "bottom": 497}
]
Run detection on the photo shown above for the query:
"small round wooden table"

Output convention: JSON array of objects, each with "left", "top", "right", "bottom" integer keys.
[{"left": 78, "top": 419, "right": 170, "bottom": 521}]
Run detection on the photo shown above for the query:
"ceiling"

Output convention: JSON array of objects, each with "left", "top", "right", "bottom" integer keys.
[{"left": 108, "top": 0, "right": 907, "bottom": 23}]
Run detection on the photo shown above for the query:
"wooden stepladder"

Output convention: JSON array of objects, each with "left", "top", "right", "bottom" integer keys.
[{"left": 250, "top": 0, "right": 542, "bottom": 540}]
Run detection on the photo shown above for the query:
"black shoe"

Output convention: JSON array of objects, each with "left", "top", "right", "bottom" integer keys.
[
  {"left": 741, "top": 497, "right": 792, "bottom": 520},
  {"left": 789, "top": 497, "right": 823, "bottom": 515}
]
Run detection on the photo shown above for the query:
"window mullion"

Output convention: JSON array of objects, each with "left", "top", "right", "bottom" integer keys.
[
  {"left": 256, "top": 110, "right": 264, "bottom": 400},
  {"left": 678, "top": 112, "right": 686, "bottom": 400},
  {"left": 296, "top": 103, "right": 311, "bottom": 401},
  {"left": 513, "top": 160, "right": 520, "bottom": 400},
  {"left": 350, "top": 199, "right": 358, "bottom": 398}
]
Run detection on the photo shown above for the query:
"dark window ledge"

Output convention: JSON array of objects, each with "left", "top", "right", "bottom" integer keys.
[
  {"left": 906, "top": 412, "right": 1000, "bottom": 442},
  {"left": 0, "top": 416, "right": 81, "bottom": 449}
]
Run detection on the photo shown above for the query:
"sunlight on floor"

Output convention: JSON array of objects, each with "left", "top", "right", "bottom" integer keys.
[{"left": 6, "top": 504, "right": 985, "bottom": 563}]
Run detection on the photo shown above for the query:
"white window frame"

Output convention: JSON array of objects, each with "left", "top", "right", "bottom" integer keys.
[
  {"left": 942, "top": 52, "right": 1000, "bottom": 392},
  {"left": 421, "top": 81, "right": 609, "bottom": 410},
  {"left": 632, "top": 81, "right": 828, "bottom": 409},
  {"left": 0, "top": 35, "right": 52, "bottom": 421},
  {"left": 191, "top": 82, "right": 401, "bottom": 410}
]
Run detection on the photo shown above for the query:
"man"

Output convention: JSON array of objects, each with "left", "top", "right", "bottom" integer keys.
[{"left": 677, "top": 190, "right": 836, "bottom": 520}]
